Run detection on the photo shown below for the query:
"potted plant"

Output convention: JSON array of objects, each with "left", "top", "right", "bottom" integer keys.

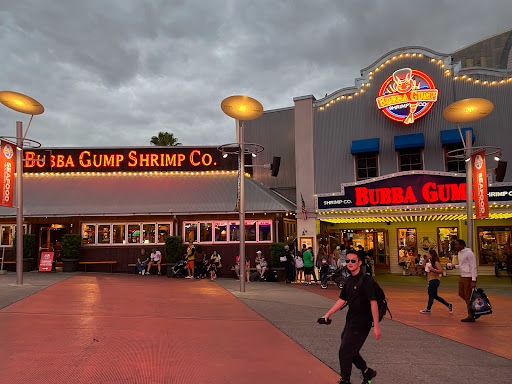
[
  {"left": 165, "top": 236, "right": 183, "bottom": 277},
  {"left": 270, "top": 242, "right": 287, "bottom": 281},
  {"left": 12, "top": 233, "right": 36, "bottom": 272},
  {"left": 61, "top": 234, "right": 81, "bottom": 272}
]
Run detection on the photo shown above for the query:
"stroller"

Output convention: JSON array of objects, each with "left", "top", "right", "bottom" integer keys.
[
  {"left": 167, "top": 258, "right": 188, "bottom": 278},
  {"left": 321, "top": 266, "right": 350, "bottom": 289}
]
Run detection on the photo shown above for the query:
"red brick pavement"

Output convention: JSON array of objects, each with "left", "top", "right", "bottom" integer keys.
[
  {"left": 290, "top": 281, "right": 512, "bottom": 360},
  {"left": 0, "top": 274, "right": 339, "bottom": 384}
]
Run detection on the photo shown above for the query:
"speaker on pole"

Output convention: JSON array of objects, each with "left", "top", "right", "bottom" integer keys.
[{"left": 496, "top": 160, "right": 507, "bottom": 182}]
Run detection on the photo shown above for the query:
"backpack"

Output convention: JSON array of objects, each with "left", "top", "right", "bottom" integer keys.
[{"left": 354, "top": 274, "right": 392, "bottom": 324}]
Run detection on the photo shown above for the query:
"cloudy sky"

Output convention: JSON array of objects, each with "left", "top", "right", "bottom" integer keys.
[{"left": 0, "top": 0, "right": 510, "bottom": 148}]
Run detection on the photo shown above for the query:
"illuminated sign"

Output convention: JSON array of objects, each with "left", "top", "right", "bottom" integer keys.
[
  {"left": 376, "top": 68, "right": 438, "bottom": 124},
  {"left": 472, "top": 151, "right": 489, "bottom": 219},
  {"left": 23, "top": 147, "right": 246, "bottom": 173},
  {"left": 317, "top": 172, "right": 505, "bottom": 210}
]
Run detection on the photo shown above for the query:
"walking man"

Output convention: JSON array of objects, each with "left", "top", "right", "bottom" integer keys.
[
  {"left": 454, "top": 239, "right": 478, "bottom": 322},
  {"left": 321, "top": 252, "right": 380, "bottom": 384}
]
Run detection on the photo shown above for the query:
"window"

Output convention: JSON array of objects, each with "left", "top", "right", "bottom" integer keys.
[
  {"left": 437, "top": 227, "right": 458, "bottom": 259},
  {"left": 398, "top": 148, "right": 422, "bottom": 171},
  {"left": 1, "top": 225, "right": 13, "bottom": 246},
  {"left": 398, "top": 228, "right": 417, "bottom": 256},
  {"left": 355, "top": 152, "right": 378, "bottom": 181},
  {"left": 184, "top": 220, "right": 273, "bottom": 243},
  {"left": 200, "top": 222, "right": 213, "bottom": 242},
  {"left": 185, "top": 223, "right": 197, "bottom": 243},
  {"left": 82, "top": 222, "right": 172, "bottom": 245},
  {"left": 445, "top": 143, "right": 466, "bottom": 173},
  {"left": 478, "top": 227, "right": 511, "bottom": 266}
]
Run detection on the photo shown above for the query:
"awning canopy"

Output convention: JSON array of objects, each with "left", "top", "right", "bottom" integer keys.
[
  {"left": 351, "top": 138, "right": 380, "bottom": 154},
  {"left": 441, "top": 128, "right": 475, "bottom": 145},
  {"left": 394, "top": 133, "right": 425, "bottom": 150},
  {"left": 0, "top": 173, "right": 295, "bottom": 218}
]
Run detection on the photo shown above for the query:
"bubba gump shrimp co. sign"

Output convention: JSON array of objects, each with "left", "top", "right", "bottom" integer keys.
[{"left": 376, "top": 68, "right": 439, "bottom": 125}]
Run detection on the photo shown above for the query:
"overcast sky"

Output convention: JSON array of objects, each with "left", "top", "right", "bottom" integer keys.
[{"left": 0, "top": 0, "right": 510, "bottom": 148}]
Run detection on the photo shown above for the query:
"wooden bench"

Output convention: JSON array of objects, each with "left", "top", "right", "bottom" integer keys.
[
  {"left": 128, "top": 263, "right": 166, "bottom": 274},
  {"left": 79, "top": 261, "right": 117, "bottom": 273}
]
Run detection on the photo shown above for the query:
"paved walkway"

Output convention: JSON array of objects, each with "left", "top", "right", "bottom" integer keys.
[{"left": 0, "top": 272, "right": 338, "bottom": 384}]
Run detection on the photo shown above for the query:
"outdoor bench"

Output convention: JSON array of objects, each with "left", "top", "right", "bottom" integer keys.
[
  {"left": 128, "top": 263, "right": 166, "bottom": 274},
  {"left": 79, "top": 261, "right": 117, "bottom": 273}
]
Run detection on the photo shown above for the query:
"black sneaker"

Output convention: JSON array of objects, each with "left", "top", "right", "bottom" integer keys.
[
  {"left": 461, "top": 317, "right": 475, "bottom": 322},
  {"left": 362, "top": 368, "right": 377, "bottom": 383}
]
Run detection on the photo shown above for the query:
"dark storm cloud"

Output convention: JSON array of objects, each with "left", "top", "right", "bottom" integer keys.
[{"left": 0, "top": 0, "right": 510, "bottom": 147}]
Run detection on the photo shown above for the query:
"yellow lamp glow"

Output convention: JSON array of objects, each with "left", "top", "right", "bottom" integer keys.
[
  {"left": 0, "top": 91, "right": 44, "bottom": 115},
  {"left": 221, "top": 95, "right": 263, "bottom": 120},
  {"left": 442, "top": 98, "right": 494, "bottom": 123}
]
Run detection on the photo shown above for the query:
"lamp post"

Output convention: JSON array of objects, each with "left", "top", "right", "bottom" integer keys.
[
  {"left": 443, "top": 98, "right": 494, "bottom": 250},
  {"left": 221, "top": 96, "right": 263, "bottom": 292},
  {"left": 0, "top": 91, "right": 44, "bottom": 285}
]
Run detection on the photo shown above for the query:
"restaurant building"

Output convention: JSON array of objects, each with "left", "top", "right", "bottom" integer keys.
[
  {"left": 245, "top": 29, "right": 512, "bottom": 275},
  {"left": 0, "top": 146, "right": 296, "bottom": 274}
]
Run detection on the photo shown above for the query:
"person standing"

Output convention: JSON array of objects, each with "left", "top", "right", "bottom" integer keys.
[
  {"left": 454, "top": 239, "right": 478, "bottom": 322},
  {"left": 281, "top": 245, "right": 295, "bottom": 284},
  {"left": 194, "top": 245, "right": 206, "bottom": 279},
  {"left": 185, "top": 241, "right": 195, "bottom": 279},
  {"left": 321, "top": 252, "right": 380, "bottom": 384},
  {"left": 295, "top": 249, "right": 305, "bottom": 283},
  {"left": 420, "top": 250, "right": 453, "bottom": 314},
  {"left": 303, "top": 246, "right": 314, "bottom": 285}
]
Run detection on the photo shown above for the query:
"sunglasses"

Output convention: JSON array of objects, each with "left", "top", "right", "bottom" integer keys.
[{"left": 346, "top": 259, "right": 358, "bottom": 264}]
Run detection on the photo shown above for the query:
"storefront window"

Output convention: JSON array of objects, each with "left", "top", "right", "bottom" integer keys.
[
  {"left": 158, "top": 224, "right": 170, "bottom": 243},
  {"left": 128, "top": 224, "right": 140, "bottom": 243},
  {"left": 98, "top": 224, "right": 111, "bottom": 244},
  {"left": 398, "top": 148, "right": 423, "bottom": 171},
  {"left": 214, "top": 222, "right": 227, "bottom": 242},
  {"left": 113, "top": 224, "right": 125, "bottom": 244},
  {"left": 143, "top": 224, "right": 155, "bottom": 244},
  {"left": 259, "top": 222, "right": 271, "bottom": 242},
  {"left": 185, "top": 223, "right": 197, "bottom": 243},
  {"left": 437, "top": 227, "right": 458, "bottom": 259},
  {"left": 1, "top": 225, "right": 13, "bottom": 246},
  {"left": 398, "top": 228, "right": 417, "bottom": 255},
  {"left": 478, "top": 227, "right": 511, "bottom": 266},
  {"left": 245, "top": 221, "right": 256, "bottom": 241},
  {"left": 200, "top": 222, "right": 212, "bottom": 242},
  {"left": 82, "top": 224, "right": 96, "bottom": 245},
  {"left": 445, "top": 143, "right": 466, "bottom": 173},
  {"left": 230, "top": 223, "right": 240, "bottom": 242},
  {"left": 355, "top": 152, "right": 378, "bottom": 181}
]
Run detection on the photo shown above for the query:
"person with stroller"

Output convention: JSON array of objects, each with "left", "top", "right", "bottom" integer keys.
[
  {"left": 420, "top": 249, "right": 453, "bottom": 314},
  {"left": 208, "top": 258, "right": 218, "bottom": 280},
  {"left": 136, "top": 248, "right": 149, "bottom": 275}
]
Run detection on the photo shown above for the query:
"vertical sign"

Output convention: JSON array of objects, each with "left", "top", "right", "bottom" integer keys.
[
  {"left": 39, "top": 252, "right": 54, "bottom": 271},
  {"left": 0, "top": 140, "right": 16, "bottom": 207},
  {"left": 472, "top": 150, "right": 489, "bottom": 219}
]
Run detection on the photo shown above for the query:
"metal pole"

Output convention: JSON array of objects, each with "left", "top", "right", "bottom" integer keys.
[
  {"left": 465, "top": 129, "right": 473, "bottom": 250},
  {"left": 16, "top": 121, "right": 23, "bottom": 285},
  {"left": 239, "top": 120, "right": 245, "bottom": 292}
]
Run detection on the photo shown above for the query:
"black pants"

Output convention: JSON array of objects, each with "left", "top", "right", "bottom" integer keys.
[
  {"left": 427, "top": 279, "right": 449, "bottom": 310},
  {"left": 339, "top": 326, "right": 371, "bottom": 381},
  {"left": 284, "top": 265, "right": 294, "bottom": 282}
]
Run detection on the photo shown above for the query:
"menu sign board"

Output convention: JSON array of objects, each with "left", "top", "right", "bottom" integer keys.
[{"left": 39, "top": 252, "right": 54, "bottom": 272}]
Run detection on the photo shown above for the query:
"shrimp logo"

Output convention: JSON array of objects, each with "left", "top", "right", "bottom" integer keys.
[
  {"left": 474, "top": 154, "right": 484, "bottom": 170},
  {"left": 2, "top": 143, "right": 14, "bottom": 160},
  {"left": 376, "top": 68, "right": 438, "bottom": 125}
]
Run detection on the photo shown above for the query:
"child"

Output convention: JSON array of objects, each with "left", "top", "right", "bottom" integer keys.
[
  {"left": 295, "top": 251, "right": 304, "bottom": 283},
  {"left": 320, "top": 257, "right": 329, "bottom": 287},
  {"left": 208, "top": 259, "right": 217, "bottom": 280}
]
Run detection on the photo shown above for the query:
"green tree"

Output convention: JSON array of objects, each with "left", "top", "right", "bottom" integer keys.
[{"left": 150, "top": 132, "right": 182, "bottom": 146}]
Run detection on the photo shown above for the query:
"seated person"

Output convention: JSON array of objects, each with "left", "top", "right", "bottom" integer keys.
[
  {"left": 208, "top": 259, "right": 218, "bottom": 280},
  {"left": 147, "top": 248, "right": 162, "bottom": 275},
  {"left": 210, "top": 250, "right": 222, "bottom": 268},
  {"left": 255, "top": 250, "right": 268, "bottom": 278},
  {"left": 136, "top": 248, "right": 149, "bottom": 275}
]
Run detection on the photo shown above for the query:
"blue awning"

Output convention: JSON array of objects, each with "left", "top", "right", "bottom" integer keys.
[
  {"left": 351, "top": 138, "right": 380, "bottom": 154},
  {"left": 441, "top": 128, "right": 475, "bottom": 145},
  {"left": 394, "top": 133, "right": 425, "bottom": 150}
]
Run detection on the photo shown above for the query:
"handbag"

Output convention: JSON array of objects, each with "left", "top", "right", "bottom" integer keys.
[
  {"left": 280, "top": 256, "right": 287, "bottom": 262},
  {"left": 470, "top": 288, "right": 492, "bottom": 316}
]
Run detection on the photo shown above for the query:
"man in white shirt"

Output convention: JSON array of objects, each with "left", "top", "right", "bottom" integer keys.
[
  {"left": 454, "top": 239, "right": 477, "bottom": 322},
  {"left": 147, "top": 248, "right": 162, "bottom": 275}
]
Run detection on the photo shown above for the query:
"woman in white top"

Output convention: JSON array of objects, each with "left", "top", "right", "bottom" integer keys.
[{"left": 255, "top": 251, "right": 268, "bottom": 278}]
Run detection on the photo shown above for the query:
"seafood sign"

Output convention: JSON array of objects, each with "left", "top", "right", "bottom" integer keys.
[{"left": 376, "top": 68, "right": 438, "bottom": 125}]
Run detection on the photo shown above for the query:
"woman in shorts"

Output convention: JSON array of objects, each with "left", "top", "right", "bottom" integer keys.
[{"left": 294, "top": 250, "right": 304, "bottom": 283}]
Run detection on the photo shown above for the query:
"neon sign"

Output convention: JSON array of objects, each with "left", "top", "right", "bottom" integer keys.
[{"left": 376, "top": 68, "right": 438, "bottom": 124}]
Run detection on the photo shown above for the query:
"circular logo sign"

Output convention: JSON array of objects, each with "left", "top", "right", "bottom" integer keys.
[
  {"left": 3, "top": 143, "right": 14, "bottom": 160},
  {"left": 376, "top": 68, "right": 439, "bottom": 125},
  {"left": 474, "top": 154, "right": 484, "bottom": 170}
]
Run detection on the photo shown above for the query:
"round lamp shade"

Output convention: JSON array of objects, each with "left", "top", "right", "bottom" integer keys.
[
  {"left": 0, "top": 91, "right": 44, "bottom": 115},
  {"left": 221, "top": 96, "right": 263, "bottom": 120},
  {"left": 443, "top": 98, "right": 493, "bottom": 123}
]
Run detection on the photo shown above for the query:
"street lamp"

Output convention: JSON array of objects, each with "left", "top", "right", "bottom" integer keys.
[
  {"left": 443, "top": 98, "right": 494, "bottom": 251},
  {"left": 221, "top": 96, "right": 263, "bottom": 292},
  {"left": 0, "top": 91, "right": 44, "bottom": 284}
]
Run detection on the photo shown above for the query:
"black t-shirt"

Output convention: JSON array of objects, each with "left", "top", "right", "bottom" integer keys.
[{"left": 339, "top": 271, "right": 376, "bottom": 329}]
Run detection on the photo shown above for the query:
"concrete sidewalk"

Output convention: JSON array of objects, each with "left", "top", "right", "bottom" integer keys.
[
  {"left": 217, "top": 278, "right": 512, "bottom": 384},
  {"left": 0, "top": 273, "right": 339, "bottom": 384}
]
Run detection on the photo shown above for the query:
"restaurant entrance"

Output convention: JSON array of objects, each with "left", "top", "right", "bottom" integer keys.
[{"left": 38, "top": 225, "right": 69, "bottom": 262}]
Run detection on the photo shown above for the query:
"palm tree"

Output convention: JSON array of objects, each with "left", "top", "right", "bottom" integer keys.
[{"left": 150, "top": 132, "right": 182, "bottom": 146}]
